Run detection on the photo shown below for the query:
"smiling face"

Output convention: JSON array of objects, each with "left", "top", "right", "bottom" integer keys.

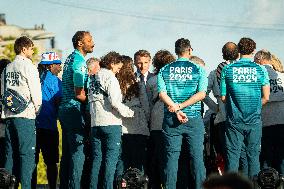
[
  {"left": 110, "top": 62, "right": 123, "bottom": 74},
  {"left": 80, "top": 33, "right": 95, "bottom": 54},
  {"left": 50, "top": 63, "right": 62, "bottom": 76}
]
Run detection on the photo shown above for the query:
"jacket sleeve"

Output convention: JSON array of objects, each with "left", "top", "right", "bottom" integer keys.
[
  {"left": 139, "top": 82, "right": 150, "bottom": 122},
  {"left": 27, "top": 65, "right": 42, "bottom": 113},
  {"left": 105, "top": 76, "right": 134, "bottom": 118}
]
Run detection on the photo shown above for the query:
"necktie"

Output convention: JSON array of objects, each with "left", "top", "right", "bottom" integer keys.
[{"left": 140, "top": 74, "right": 145, "bottom": 85}]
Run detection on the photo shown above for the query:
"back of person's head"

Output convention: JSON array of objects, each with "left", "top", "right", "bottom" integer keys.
[
  {"left": 222, "top": 42, "right": 239, "bottom": 61},
  {"left": 254, "top": 49, "right": 272, "bottom": 64},
  {"left": 117, "top": 55, "right": 139, "bottom": 98},
  {"left": 134, "top": 50, "right": 151, "bottom": 62},
  {"left": 238, "top": 37, "right": 256, "bottom": 55},
  {"left": 190, "top": 56, "right": 205, "bottom": 67},
  {"left": 270, "top": 54, "right": 284, "bottom": 73},
  {"left": 14, "top": 36, "right": 34, "bottom": 55},
  {"left": 72, "top": 31, "right": 90, "bottom": 49},
  {"left": 0, "top": 58, "right": 11, "bottom": 74},
  {"left": 100, "top": 51, "right": 121, "bottom": 69},
  {"left": 175, "top": 38, "right": 191, "bottom": 56},
  {"left": 153, "top": 50, "right": 175, "bottom": 74},
  {"left": 203, "top": 173, "right": 253, "bottom": 189}
]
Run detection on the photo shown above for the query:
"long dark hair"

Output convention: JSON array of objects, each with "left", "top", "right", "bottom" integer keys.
[{"left": 116, "top": 55, "right": 139, "bottom": 101}]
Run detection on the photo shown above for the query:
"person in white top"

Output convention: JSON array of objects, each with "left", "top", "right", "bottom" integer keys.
[
  {"left": 146, "top": 50, "right": 175, "bottom": 188},
  {"left": 1, "top": 36, "right": 42, "bottom": 189},
  {"left": 115, "top": 55, "right": 150, "bottom": 177},
  {"left": 255, "top": 50, "right": 284, "bottom": 174},
  {"left": 88, "top": 51, "right": 134, "bottom": 189}
]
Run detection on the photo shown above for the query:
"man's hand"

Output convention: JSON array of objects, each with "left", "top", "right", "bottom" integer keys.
[
  {"left": 168, "top": 103, "right": 180, "bottom": 113},
  {"left": 176, "top": 110, "right": 188, "bottom": 123}
]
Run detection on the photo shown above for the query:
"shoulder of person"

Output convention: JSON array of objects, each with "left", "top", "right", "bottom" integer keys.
[
  {"left": 148, "top": 72, "right": 155, "bottom": 78},
  {"left": 147, "top": 75, "right": 157, "bottom": 83}
]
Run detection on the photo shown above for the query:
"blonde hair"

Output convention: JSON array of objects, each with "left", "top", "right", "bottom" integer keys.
[
  {"left": 270, "top": 54, "right": 284, "bottom": 73},
  {"left": 190, "top": 56, "right": 205, "bottom": 67}
]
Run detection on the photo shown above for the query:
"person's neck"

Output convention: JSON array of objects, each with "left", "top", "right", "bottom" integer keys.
[
  {"left": 77, "top": 48, "right": 86, "bottom": 57},
  {"left": 140, "top": 71, "right": 148, "bottom": 76},
  {"left": 178, "top": 54, "right": 190, "bottom": 59},
  {"left": 240, "top": 54, "right": 253, "bottom": 59},
  {"left": 19, "top": 52, "right": 29, "bottom": 59}
]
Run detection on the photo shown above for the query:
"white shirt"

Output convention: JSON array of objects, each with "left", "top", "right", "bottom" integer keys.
[{"left": 1, "top": 55, "right": 42, "bottom": 119}]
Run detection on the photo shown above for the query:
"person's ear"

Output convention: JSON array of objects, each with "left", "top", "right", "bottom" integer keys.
[
  {"left": 22, "top": 47, "right": 27, "bottom": 54},
  {"left": 78, "top": 41, "right": 83, "bottom": 47}
]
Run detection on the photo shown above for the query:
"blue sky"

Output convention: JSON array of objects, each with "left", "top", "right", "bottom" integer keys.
[{"left": 2, "top": 0, "right": 284, "bottom": 72}]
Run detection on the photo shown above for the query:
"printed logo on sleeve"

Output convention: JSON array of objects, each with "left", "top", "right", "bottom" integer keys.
[
  {"left": 270, "top": 78, "right": 283, "bottom": 93},
  {"left": 232, "top": 67, "right": 257, "bottom": 83},
  {"left": 6, "top": 72, "right": 21, "bottom": 86},
  {"left": 169, "top": 66, "right": 193, "bottom": 81}
]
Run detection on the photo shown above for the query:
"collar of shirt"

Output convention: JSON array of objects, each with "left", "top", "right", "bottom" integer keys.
[
  {"left": 14, "top": 55, "right": 33, "bottom": 64},
  {"left": 74, "top": 49, "right": 86, "bottom": 61},
  {"left": 239, "top": 57, "right": 253, "bottom": 62},
  {"left": 263, "top": 64, "right": 273, "bottom": 69},
  {"left": 136, "top": 71, "right": 149, "bottom": 81},
  {"left": 177, "top": 57, "right": 189, "bottom": 61}
]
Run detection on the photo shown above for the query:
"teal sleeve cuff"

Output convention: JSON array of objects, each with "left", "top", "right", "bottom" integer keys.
[
  {"left": 157, "top": 71, "right": 166, "bottom": 93},
  {"left": 198, "top": 67, "right": 208, "bottom": 92}
]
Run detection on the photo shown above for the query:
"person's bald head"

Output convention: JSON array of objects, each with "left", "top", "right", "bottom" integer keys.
[{"left": 222, "top": 42, "right": 239, "bottom": 61}]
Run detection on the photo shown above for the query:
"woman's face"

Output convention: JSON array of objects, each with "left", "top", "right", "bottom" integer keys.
[{"left": 110, "top": 62, "right": 123, "bottom": 74}]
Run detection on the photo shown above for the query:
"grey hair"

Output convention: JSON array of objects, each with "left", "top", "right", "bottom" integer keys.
[
  {"left": 86, "top": 57, "right": 100, "bottom": 69},
  {"left": 254, "top": 49, "right": 272, "bottom": 63}
]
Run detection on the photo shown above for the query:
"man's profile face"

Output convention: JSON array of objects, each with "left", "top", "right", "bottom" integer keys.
[
  {"left": 24, "top": 46, "right": 34, "bottom": 60},
  {"left": 81, "top": 33, "right": 95, "bottom": 54},
  {"left": 135, "top": 55, "right": 151, "bottom": 75},
  {"left": 50, "top": 64, "right": 62, "bottom": 76}
]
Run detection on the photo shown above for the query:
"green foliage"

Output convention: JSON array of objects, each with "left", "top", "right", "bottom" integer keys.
[{"left": 2, "top": 43, "right": 15, "bottom": 61}]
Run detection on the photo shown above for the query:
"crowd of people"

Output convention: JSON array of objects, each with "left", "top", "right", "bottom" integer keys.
[{"left": 0, "top": 31, "right": 283, "bottom": 189}]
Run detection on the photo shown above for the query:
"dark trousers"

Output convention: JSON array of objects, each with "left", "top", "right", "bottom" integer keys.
[
  {"left": 260, "top": 125, "right": 284, "bottom": 174},
  {"left": 147, "top": 130, "right": 163, "bottom": 189},
  {"left": 4, "top": 118, "right": 36, "bottom": 189},
  {"left": 116, "top": 134, "right": 149, "bottom": 177}
]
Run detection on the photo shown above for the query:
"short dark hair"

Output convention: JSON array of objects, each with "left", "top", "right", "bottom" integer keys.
[
  {"left": 153, "top": 50, "right": 175, "bottom": 74},
  {"left": 175, "top": 38, "right": 191, "bottom": 55},
  {"left": 134, "top": 50, "right": 151, "bottom": 62},
  {"left": 238, "top": 37, "right": 256, "bottom": 55},
  {"left": 222, "top": 42, "right": 239, "bottom": 61},
  {"left": 72, "top": 31, "right": 90, "bottom": 49},
  {"left": 203, "top": 173, "right": 253, "bottom": 189},
  {"left": 100, "top": 51, "right": 122, "bottom": 69},
  {"left": 14, "top": 36, "right": 34, "bottom": 55}
]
